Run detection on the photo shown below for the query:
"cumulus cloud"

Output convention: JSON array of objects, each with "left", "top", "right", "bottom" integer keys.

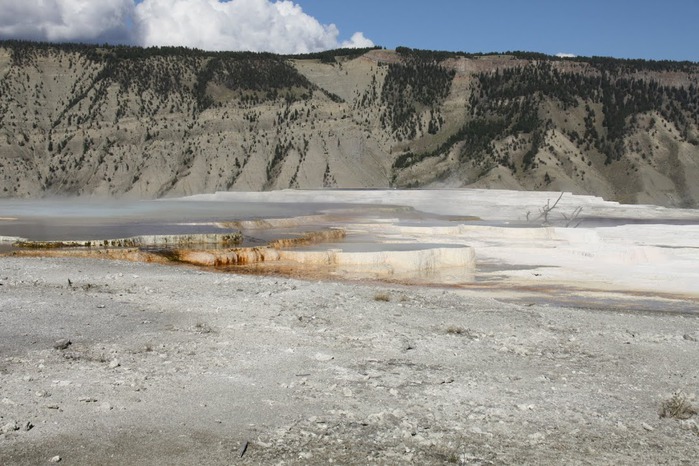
[
  {"left": 0, "top": 0, "right": 374, "bottom": 54},
  {"left": 555, "top": 52, "right": 577, "bottom": 58},
  {"left": 342, "top": 32, "right": 375, "bottom": 49},
  {"left": 0, "top": 0, "right": 136, "bottom": 44}
]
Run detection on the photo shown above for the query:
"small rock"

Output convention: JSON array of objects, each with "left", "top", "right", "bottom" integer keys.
[
  {"left": 343, "top": 388, "right": 353, "bottom": 397},
  {"left": 53, "top": 339, "right": 72, "bottom": 350},
  {"left": 401, "top": 340, "right": 415, "bottom": 352},
  {"left": 1, "top": 421, "right": 19, "bottom": 434},
  {"left": 683, "top": 333, "right": 697, "bottom": 342},
  {"left": 641, "top": 422, "right": 654, "bottom": 432},
  {"left": 679, "top": 419, "right": 698, "bottom": 431},
  {"left": 108, "top": 359, "right": 120, "bottom": 369},
  {"left": 49, "top": 456, "right": 62, "bottom": 463},
  {"left": 96, "top": 402, "right": 113, "bottom": 412},
  {"left": 78, "top": 397, "right": 98, "bottom": 403},
  {"left": 97, "top": 304, "right": 106, "bottom": 309},
  {"left": 314, "top": 353, "right": 334, "bottom": 362}
]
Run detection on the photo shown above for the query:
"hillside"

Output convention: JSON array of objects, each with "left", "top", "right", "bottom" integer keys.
[{"left": 1, "top": 42, "right": 698, "bottom": 206}]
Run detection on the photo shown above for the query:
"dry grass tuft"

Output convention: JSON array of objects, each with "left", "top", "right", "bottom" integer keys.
[
  {"left": 659, "top": 392, "right": 697, "bottom": 420},
  {"left": 62, "top": 350, "right": 108, "bottom": 363},
  {"left": 373, "top": 292, "right": 391, "bottom": 302},
  {"left": 194, "top": 322, "right": 213, "bottom": 334}
]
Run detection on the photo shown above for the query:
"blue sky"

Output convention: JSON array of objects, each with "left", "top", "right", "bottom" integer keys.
[
  {"left": 301, "top": 0, "right": 699, "bottom": 61},
  {"left": 1, "top": 0, "right": 698, "bottom": 61}
]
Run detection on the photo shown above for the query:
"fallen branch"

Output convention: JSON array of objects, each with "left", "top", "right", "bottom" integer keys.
[{"left": 528, "top": 193, "right": 583, "bottom": 227}]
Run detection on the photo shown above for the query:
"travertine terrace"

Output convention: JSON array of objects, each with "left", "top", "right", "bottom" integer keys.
[{"left": 1, "top": 189, "right": 699, "bottom": 465}]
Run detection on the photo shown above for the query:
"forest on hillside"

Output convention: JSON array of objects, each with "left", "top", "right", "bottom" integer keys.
[{"left": 1, "top": 41, "right": 698, "bottom": 205}]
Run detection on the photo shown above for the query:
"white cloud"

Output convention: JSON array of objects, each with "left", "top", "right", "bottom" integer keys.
[
  {"left": 0, "top": 0, "right": 374, "bottom": 54},
  {"left": 134, "top": 0, "right": 373, "bottom": 53},
  {"left": 555, "top": 52, "right": 577, "bottom": 58},
  {"left": 0, "top": 0, "right": 135, "bottom": 44},
  {"left": 342, "top": 32, "right": 375, "bottom": 49}
]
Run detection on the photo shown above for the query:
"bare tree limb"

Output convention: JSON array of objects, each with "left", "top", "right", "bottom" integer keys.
[{"left": 527, "top": 193, "right": 583, "bottom": 227}]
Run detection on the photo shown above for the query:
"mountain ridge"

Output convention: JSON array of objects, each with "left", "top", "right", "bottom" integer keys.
[{"left": 1, "top": 41, "right": 698, "bottom": 206}]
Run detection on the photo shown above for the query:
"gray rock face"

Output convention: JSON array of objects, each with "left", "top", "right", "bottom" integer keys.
[{"left": 1, "top": 44, "right": 699, "bottom": 207}]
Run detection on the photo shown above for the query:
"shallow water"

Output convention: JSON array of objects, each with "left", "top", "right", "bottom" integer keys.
[
  {"left": 4, "top": 197, "right": 699, "bottom": 242},
  {"left": 576, "top": 216, "right": 699, "bottom": 227},
  {"left": 292, "top": 241, "right": 467, "bottom": 252},
  {"left": 3, "top": 195, "right": 699, "bottom": 313},
  {"left": 0, "top": 199, "right": 372, "bottom": 241}
]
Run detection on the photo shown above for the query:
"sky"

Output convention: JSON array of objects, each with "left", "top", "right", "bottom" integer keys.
[{"left": 0, "top": 0, "right": 697, "bottom": 61}]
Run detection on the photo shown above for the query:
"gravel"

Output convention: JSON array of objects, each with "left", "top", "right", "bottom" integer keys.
[{"left": 0, "top": 256, "right": 698, "bottom": 465}]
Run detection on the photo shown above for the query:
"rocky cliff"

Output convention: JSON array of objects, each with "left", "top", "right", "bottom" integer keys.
[{"left": 1, "top": 42, "right": 698, "bottom": 206}]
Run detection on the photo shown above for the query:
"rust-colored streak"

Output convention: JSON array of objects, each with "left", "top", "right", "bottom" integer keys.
[
  {"left": 9, "top": 247, "right": 171, "bottom": 264},
  {"left": 7, "top": 229, "right": 345, "bottom": 270}
]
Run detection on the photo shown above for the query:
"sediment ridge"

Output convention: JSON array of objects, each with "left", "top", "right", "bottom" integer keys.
[
  {"left": 11, "top": 233, "right": 243, "bottom": 249},
  {"left": 5, "top": 227, "right": 476, "bottom": 279}
]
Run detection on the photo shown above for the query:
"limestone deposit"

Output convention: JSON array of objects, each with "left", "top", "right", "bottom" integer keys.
[
  {"left": 278, "top": 246, "right": 475, "bottom": 278},
  {"left": 2, "top": 189, "right": 699, "bottom": 465},
  {"left": 13, "top": 232, "right": 242, "bottom": 249},
  {"left": 4, "top": 189, "right": 699, "bottom": 299}
]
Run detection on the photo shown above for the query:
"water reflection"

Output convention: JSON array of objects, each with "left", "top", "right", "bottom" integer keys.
[{"left": 0, "top": 199, "right": 380, "bottom": 241}]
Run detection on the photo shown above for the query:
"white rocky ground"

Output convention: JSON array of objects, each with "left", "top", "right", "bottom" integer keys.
[
  {"left": 1, "top": 256, "right": 698, "bottom": 465},
  {"left": 1, "top": 189, "right": 699, "bottom": 464},
  {"left": 185, "top": 189, "right": 699, "bottom": 301}
]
